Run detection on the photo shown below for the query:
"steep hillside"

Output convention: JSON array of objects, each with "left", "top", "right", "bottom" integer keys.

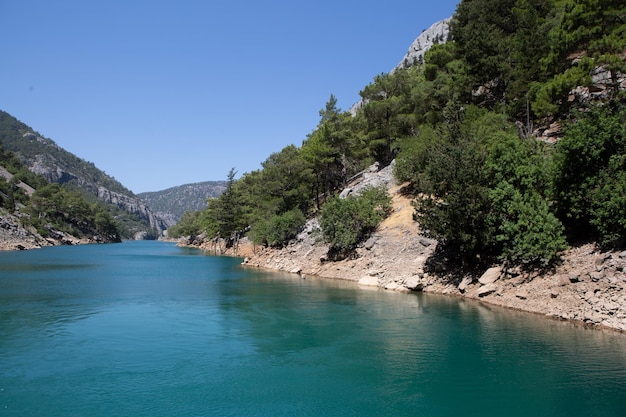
[
  {"left": 1, "top": 146, "right": 121, "bottom": 249},
  {"left": 178, "top": 1, "right": 626, "bottom": 331},
  {"left": 0, "top": 110, "right": 167, "bottom": 238},
  {"left": 394, "top": 18, "right": 451, "bottom": 70},
  {"left": 240, "top": 166, "right": 626, "bottom": 332},
  {"left": 351, "top": 17, "right": 451, "bottom": 114},
  {"left": 138, "top": 181, "right": 226, "bottom": 225}
]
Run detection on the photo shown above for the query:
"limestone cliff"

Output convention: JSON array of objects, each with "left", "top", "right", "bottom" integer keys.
[
  {"left": 350, "top": 18, "right": 451, "bottom": 115},
  {"left": 393, "top": 18, "right": 451, "bottom": 71},
  {"left": 0, "top": 111, "right": 168, "bottom": 237}
]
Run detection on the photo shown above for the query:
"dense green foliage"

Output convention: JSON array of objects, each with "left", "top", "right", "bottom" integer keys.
[
  {"left": 0, "top": 110, "right": 160, "bottom": 239},
  {"left": 404, "top": 109, "right": 567, "bottom": 267},
  {"left": 24, "top": 183, "right": 120, "bottom": 241},
  {"left": 538, "top": 0, "right": 626, "bottom": 115},
  {"left": 319, "top": 186, "right": 392, "bottom": 259},
  {"left": 1, "top": 143, "right": 120, "bottom": 242},
  {"left": 173, "top": 0, "right": 625, "bottom": 268},
  {"left": 553, "top": 103, "right": 626, "bottom": 245},
  {"left": 301, "top": 95, "right": 365, "bottom": 208},
  {"left": 450, "top": 0, "right": 626, "bottom": 119},
  {"left": 167, "top": 211, "right": 204, "bottom": 238},
  {"left": 138, "top": 181, "right": 226, "bottom": 221},
  {"left": 249, "top": 209, "right": 307, "bottom": 248}
]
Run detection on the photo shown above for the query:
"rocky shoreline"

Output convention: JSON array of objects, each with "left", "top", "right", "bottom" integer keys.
[
  {"left": 5, "top": 159, "right": 622, "bottom": 331},
  {"left": 0, "top": 211, "right": 103, "bottom": 250},
  {"left": 240, "top": 223, "right": 625, "bottom": 333},
  {"left": 186, "top": 169, "right": 626, "bottom": 333}
]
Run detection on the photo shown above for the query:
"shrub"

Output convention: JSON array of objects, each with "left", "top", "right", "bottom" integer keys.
[
  {"left": 553, "top": 102, "right": 626, "bottom": 246},
  {"left": 412, "top": 110, "right": 566, "bottom": 267},
  {"left": 249, "top": 209, "right": 306, "bottom": 248},
  {"left": 168, "top": 211, "right": 204, "bottom": 238},
  {"left": 319, "top": 186, "right": 392, "bottom": 259}
]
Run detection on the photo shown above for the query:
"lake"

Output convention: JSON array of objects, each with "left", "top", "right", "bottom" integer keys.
[{"left": 0, "top": 241, "right": 625, "bottom": 416}]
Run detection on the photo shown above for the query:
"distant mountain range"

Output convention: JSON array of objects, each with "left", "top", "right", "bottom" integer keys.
[{"left": 138, "top": 181, "right": 226, "bottom": 225}]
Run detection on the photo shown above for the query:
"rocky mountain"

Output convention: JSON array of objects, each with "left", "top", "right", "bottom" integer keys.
[
  {"left": 138, "top": 181, "right": 227, "bottom": 226},
  {"left": 393, "top": 18, "right": 451, "bottom": 71},
  {"left": 351, "top": 18, "right": 451, "bottom": 114},
  {"left": 0, "top": 110, "right": 168, "bottom": 238}
]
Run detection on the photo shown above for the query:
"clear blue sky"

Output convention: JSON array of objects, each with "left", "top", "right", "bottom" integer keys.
[{"left": 1, "top": 0, "right": 459, "bottom": 193}]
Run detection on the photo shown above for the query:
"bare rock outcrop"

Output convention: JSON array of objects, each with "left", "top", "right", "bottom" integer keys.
[
  {"left": 350, "top": 18, "right": 451, "bottom": 115},
  {"left": 3, "top": 124, "right": 168, "bottom": 237},
  {"left": 0, "top": 210, "right": 98, "bottom": 250},
  {"left": 0, "top": 213, "right": 47, "bottom": 250},
  {"left": 97, "top": 186, "right": 168, "bottom": 232},
  {"left": 457, "top": 246, "right": 626, "bottom": 331},
  {"left": 394, "top": 18, "right": 451, "bottom": 71}
]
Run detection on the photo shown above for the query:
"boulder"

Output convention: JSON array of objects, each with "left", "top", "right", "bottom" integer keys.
[
  {"left": 479, "top": 267, "right": 501, "bottom": 285},
  {"left": 557, "top": 275, "right": 570, "bottom": 287},
  {"left": 358, "top": 276, "right": 379, "bottom": 287},
  {"left": 478, "top": 283, "right": 498, "bottom": 297},
  {"left": 363, "top": 236, "right": 378, "bottom": 250},
  {"left": 419, "top": 237, "right": 435, "bottom": 247},
  {"left": 404, "top": 276, "right": 424, "bottom": 291},
  {"left": 568, "top": 272, "right": 581, "bottom": 283},
  {"left": 458, "top": 277, "right": 473, "bottom": 293}
]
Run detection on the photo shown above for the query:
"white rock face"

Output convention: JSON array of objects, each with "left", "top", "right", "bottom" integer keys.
[
  {"left": 393, "top": 18, "right": 451, "bottom": 72},
  {"left": 350, "top": 18, "right": 451, "bottom": 115},
  {"left": 479, "top": 267, "right": 502, "bottom": 285}
]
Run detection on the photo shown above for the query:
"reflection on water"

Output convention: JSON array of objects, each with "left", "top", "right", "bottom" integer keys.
[{"left": 0, "top": 241, "right": 625, "bottom": 417}]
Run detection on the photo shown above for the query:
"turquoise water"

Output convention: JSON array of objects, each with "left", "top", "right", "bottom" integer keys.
[{"left": 0, "top": 241, "right": 625, "bottom": 416}]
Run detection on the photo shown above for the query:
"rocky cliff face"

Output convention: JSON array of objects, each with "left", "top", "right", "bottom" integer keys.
[
  {"left": 350, "top": 18, "right": 451, "bottom": 114},
  {"left": 0, "top": 113, "right": 168, "bottom": 237},
  {"left": 393, "top": 18, "right": 451, "bottom": 71},
  {"left": 24, "top": 143, "right": 168, "bottom": 235},
  {"left": 96, "top": 186, "right": 168, "bottom": 233},
  {"left": 138, "top": 181, "right": 227, "bottom": 225}
]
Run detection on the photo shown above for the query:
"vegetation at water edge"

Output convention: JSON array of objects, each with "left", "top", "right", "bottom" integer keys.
[{"left": 172, "top": 0, "right": 625, "bottom": 269}]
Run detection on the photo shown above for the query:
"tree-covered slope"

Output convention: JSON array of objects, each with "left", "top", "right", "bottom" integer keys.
[
  {"left": 1, "top": 143, "right": 121, "bottom": 248},
  {"left": 177, "top": 0, "right": 626, "bottom": 270},
  {"left": 138, "top": 181, "right": 226, "bottom": 225},
  {"left": 0, "top": 110, "right": 168, "bottom": 238}
]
